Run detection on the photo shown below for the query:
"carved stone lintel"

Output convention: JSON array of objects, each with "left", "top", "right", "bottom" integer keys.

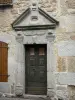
[{"left": 23, "top": 30, "right": 47, "bottom": 36}]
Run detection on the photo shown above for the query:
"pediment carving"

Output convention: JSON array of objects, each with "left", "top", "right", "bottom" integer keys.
[{"left": 12, "top": 7, "right": 59, "bottom": 31}]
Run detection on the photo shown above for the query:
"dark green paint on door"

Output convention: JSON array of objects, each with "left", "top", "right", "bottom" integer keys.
[{"left": 25, "top": 44, "right": 47, "bottom": 95}]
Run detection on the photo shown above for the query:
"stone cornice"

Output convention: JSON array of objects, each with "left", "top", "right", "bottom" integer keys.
[
  {"left": 13, "top": 24, "right": 56, "bottom": 31},
  {"left": 12, "top": 7, "right": 59, "bottom": 31}
]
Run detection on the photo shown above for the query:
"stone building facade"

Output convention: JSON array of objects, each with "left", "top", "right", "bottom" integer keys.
[{"left": 0, "top": 0, "right": 75, "bottom": 100}]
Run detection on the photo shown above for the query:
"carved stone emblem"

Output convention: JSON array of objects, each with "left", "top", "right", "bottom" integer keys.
[
  {"left": 16, "top": 34, "right": 24, "bottom": 43},
  {"left": 46, "top": 32, "right": 55, "bottom": 42},
  {"left": 15, "top": 84, "right": 23, "bottom": 96}
]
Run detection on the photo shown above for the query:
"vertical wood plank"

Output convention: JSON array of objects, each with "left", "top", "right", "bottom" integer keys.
[
  {"left": 0, "top": 42, "right": 2, "bottom": 82},
  {"left": 0, "top": 42, "right": 8, "bottom": 82}
]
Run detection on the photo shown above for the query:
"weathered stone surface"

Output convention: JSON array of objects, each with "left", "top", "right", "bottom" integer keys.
[
  {"left": 39, "top": 0, "right": 57, "bottom": 12},
  {"left": 15, "top": 84, "right": 23, "bottom": 97},
  {"left": 66, "top": 0, "right": 75, "bottom": 9},
  {"left": 4, "top": 93, "right": 16, "bottom": 98},
  {"left": 57, "top": 41, "right": 75, "bottom": 56},
  {"left": 68, "top": 86, "right": 75, "bottom": 100},
  {"left": 70, "top": 35, "right": 75, "bottom": 40},
  {"left": 55, "top": 72, "right": 75, "bottom": 85},
  {"left": 0, "top": 0, "right": 75, "bottom": 99},
  {"left": 56, "top": 89, "right": 68, "bottom": 100},
  {"left": 57, "top": 56, "right": 67, "bottom": 72},
  {"left": 56, "top": 85, "right": 68, "bottom": 100},
  {"left": 50, "top": 96, "right": 58, "bottom": 100},
  {"left": 67, "top": 57, "right": 75, "bottom": 72},
  {"left": 57, "top": 56, "right": 75, "bottom": 72},
  {"left": 0, "top": 97, "right": 47, "bottom": 100}
]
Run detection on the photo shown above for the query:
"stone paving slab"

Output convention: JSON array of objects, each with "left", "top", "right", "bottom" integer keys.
[{"left": 0, "top": 97, "right": 47, "bottom": 100}]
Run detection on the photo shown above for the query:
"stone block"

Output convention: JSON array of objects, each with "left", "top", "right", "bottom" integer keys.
[
  {"left": 57, "top": 41, "right": 75, "bottom": 56},
  {"left": 56, "top": 85, "right": 67, "bottom": 91},
  {"left": 59, "top": 15, "right": 75, "bottom": 32},
  {"left": 47, "top": 89, "right": 56, "bottom": 97},
  {"left": 67, "top": 57, "right": 75, "bottom": 72},
  {"left": 57, "top": 56, "right": 67, "bottom": 72},
  {"left": 66, "top": 0, "right": 75, "bottom": 9},
  {"left": 55, "top": 72, "right": 75, "bottom": 85}
]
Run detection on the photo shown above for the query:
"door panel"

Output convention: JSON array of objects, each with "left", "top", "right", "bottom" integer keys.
[{"left": 25, "top": 44, "right": 47, "bottom": 95}]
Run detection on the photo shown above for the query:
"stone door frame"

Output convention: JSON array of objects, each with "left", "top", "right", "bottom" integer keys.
[{"left": 16, "top": 33, "right": 56, "bottom": 96}]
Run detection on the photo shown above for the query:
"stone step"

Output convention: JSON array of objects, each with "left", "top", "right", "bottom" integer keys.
[{"left": 23, "top": 94, "right": 47, "bottom": 99}]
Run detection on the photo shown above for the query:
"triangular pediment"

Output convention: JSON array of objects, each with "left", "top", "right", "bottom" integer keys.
[{"left": 12, "top": 7, "right": 59, "bottom": 30}]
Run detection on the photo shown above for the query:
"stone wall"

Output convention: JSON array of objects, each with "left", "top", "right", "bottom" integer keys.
[
  {"left": 55, "top": 0, "right": 75, "bottom": 99},
  {"left": 68, "top": 86, "right": 75, "bottom": 100},
  {"left": 0, "top": 0, "right": 75, "bottom": 99},
  {"left": 0, "top": 0, "right": 57, "bottom": 32},
  {"left": 0, "top": 0, "right": 57, "bottom": 94},
  {"left": 66, "top": 0, "right": 75, "bottom": 9},
  {"left": 39, "top": 0, "right": 57, "bottom": 12}
]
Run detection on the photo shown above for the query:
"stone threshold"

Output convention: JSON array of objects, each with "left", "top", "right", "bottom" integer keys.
[
  {"left": 23, "top": 94, "right": 47, "bottom": 99},
  {"left": 0, "top": 93, "right": 62, "bottom": 100},
  {"left": 0, "top": 92, "right": 47, "bottom": 99}
]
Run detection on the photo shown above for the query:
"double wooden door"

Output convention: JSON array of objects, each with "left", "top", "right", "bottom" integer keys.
[{"left": 25, "top": 44, "right": 47, "bottom": 95}]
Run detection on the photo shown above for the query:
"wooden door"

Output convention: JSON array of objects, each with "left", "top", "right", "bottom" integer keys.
[{"left": 25, "top": 44, "right": 47, "bottom": 95}]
